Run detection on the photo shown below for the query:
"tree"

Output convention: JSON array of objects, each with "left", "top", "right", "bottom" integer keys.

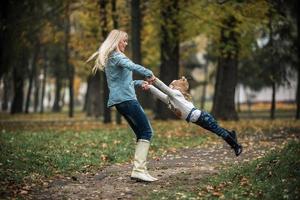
[
  {"left": 296, "top": 10, "right": 300, "bottom": 119},
  {"left": 155, "top": 0, "right": 180, "bottom": 120},
  {"left": 11, "top": 51, "right": 28, "bottom": 114},
  {"left": 99, "top": 0, "right": 111, "bottom": 123},
  {"left": 1, "top": 74, "right": 11, "bottom": 111},
  {"left": 50, "top": 44, "right": 65, "bottom": 112},
  {"left": 40, "top": 49, "right": 48, "bottom": 113},
  {"left": 181, "top": 1, "right": 271, "bottom": 119},
  {"left": 25, "top": 42, "right": 40, "bottom": 113},
  {"left": 112, "top": 0, "right": 122, "bottom": 124},
  {"left": 7, "top": 1, "right": 44, "bottom": 114},
  {"left": 212, "top": 15, "right": 239, "bottom": 120},
  {"left": 64, "top": 1, "right": 74, "bottom": 118},
  {"left": 86, "top": 72, "right": 102, "bottom": 117},
  {"left": 131, "top": 0, "right": 153, "bottom": 110},
  {"left": 0, "top": 1, "right": 17, "bottom": 80}
]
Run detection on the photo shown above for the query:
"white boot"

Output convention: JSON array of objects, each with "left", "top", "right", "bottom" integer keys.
[{"left": 131, "top": 139, "right": 158, "bottom": 182}]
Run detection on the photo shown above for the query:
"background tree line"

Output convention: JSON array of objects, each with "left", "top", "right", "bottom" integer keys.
[{"left": 0, "top": 0, "right": 298, "bottom": 121}]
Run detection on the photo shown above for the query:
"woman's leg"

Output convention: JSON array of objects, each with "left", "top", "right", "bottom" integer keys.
[
  {"left": 115, "top": 100, "right": 152, "bottom": 141},
  {"left": 194, "top": 111, "right": 242, "bottom": 156},
  {"left": 115, "top": 100, "right": 157, "bottom": 181}
]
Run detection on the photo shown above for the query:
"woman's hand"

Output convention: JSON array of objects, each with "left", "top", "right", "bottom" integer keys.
[
  {"left": 141, "top": 81, "right": 150, "bottom": 91},
  {"left": 146, "top": 75, "right": 156, "bottom": 85}
]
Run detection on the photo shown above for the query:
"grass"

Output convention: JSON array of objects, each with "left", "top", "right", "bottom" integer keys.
[
  {"left": 0, "top": 127, "right": 207, "bottom": 195},
  {"left": 0, "top": 110, "right": 299, "bottom": 198},
  {"left": 147, "top": 141, "right": 300, "bottom": 200}
]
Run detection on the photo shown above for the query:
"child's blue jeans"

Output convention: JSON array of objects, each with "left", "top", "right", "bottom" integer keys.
[{"left": 115, "top": 100, "right": 153, "bottom": 141}]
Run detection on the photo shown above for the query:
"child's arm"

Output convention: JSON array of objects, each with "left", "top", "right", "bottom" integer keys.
[
  {"left": 153, "top": 78, "right": 177, "bottom": 98},
  {"left": 148, "top": 85, "right": 169, "bottom": 104}
]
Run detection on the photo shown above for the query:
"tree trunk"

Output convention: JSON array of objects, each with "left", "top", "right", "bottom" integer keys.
[
  {"left": 296, "top": 64, "right": 300, "bottom": 119},
  {"left": 99, "top": 0, "right": 111, "bottom": 123},
  {"left": 131, "top": 0, "right": 153, "bottom": 110},
  {"left": 155, "top": 0, "right": 180, "bottom": 120},
  {"left": 270, "top": 81, "right": 276, "bottom": 119},
  {"left": 211, "top": 16, "right": 239, "bottom": 120},
  {"left": 24, "top": 59, "right": 34, "bottom": 113},
  {"left": 52, "top": 75, "right": 62, "bottom": 112},
  {"left": 236, "top": 84, "right": 241, "bottom": 112},
  {"left": 83, "top": 76, "right": 90, "bottom": 113},
  {"left": 1, "top": 74, "right": 11, "bottom": 111},
  {"left": 102, "top": 73, "right": 111, "bottom": 123},
  {"left": 111, "top": 0, "right": 122, "bottom": 124},
  {"left": 40, "top": 51, "right": 48, "bottom": 113},
  {"left": 200, "top": 64, "right": 208, "bottom": 109},
  {"left": 33, "top": 72, "right": 40, "bottom": 112},
  {"left": 85, "top": 75, "right": 92, "bottom": 116},
  {"left": 0, "top": 1, "right": 12, "bottom": 80},
  {"left": 64, "top": 2, "right": 74, "bottom": 118},
  {"left": 11, "top": 59, "right": 26, "bottom": 114},
  {"left": 60, "top": 84, "right": 66, "bottom": 108},
  {"left": 111, "top": 0, "right": 118, "bottom": 28},
  {"left": 296, "top": 7, "right": 300, "bottom": 119},
  {"left": 86, "top": 73, "right": 102, "bottom": 118},
  {"left": 25, "top": 43, "right": 40, "bottom": 113},
  {"left": 268, "top": 5, "right": 276, "bottom": 120}
]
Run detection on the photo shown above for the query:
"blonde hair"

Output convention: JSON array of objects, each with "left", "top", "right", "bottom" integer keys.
[
  {"left": 170, "top": 77, "right": 192, "bottom": 101},
  {"left": 87, "top": 29, "right": 128, "bottom": 73}
]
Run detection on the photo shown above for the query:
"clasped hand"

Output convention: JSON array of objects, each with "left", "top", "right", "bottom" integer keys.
[{"left": 141, "top": 75, "right": 156, "bottom": 91}]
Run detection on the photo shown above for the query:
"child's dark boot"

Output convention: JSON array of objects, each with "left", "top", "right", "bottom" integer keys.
[{"left": 224, "top": 134, "right": 243, "bottom": 156}]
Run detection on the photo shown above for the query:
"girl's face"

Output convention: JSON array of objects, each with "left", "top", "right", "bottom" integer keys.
[
  {"left": 169, "top": 77, "right": 189, "bottom": 92},
  {"left": 118, "top": 35, "right": 128, "bottom": 53}
]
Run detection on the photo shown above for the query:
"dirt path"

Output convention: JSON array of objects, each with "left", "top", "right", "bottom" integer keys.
[{"left": 30, "top": 132, "right": 299, "bottom": 200}]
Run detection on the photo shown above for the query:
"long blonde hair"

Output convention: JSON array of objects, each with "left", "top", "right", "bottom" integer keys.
[
  {"left": 170, "top": 77, "right": 192, "bottom": 101},
  {"left": 87, "top": 29, "right": 128, "bottom": 73}
]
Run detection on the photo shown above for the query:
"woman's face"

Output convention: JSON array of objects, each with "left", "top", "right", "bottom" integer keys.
[{"left": 118, "top": 35, "right": 128, "bottom": 53}]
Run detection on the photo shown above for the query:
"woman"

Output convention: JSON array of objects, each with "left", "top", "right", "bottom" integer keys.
[
  {"left": 88, "top": 29, "right": 157, "bottom": 182},
  {"left": 148, "top": 77, "right": 242, "bottom": 156}
]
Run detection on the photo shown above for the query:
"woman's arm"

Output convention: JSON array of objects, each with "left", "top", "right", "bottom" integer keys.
[
  {"left": 115, "top": 53, "right": 153, "bottom": 78},
  {"left": 148, "top": 85, "right": 169, "bottom": 104},
  {"left": 133, "top": 80, "right": 143, "bottom": 87},
  {"left": 153, "top": 78, "right": 177, "bottom": 98}
]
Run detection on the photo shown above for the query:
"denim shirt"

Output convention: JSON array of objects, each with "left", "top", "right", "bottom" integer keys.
[{"left": 105, "top": 51, "right": 153, "bottom": 107}]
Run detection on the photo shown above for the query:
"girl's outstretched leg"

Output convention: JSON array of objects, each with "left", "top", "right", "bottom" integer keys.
[{"left": 194, "top": 111, "right": 242, "bottom": 156}]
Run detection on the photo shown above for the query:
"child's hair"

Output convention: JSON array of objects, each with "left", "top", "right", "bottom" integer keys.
[
  {"left": 87, "top": 29, "right": 128, "bottom": 73},
  {"left": 170, "top": 76, "right": 192, "bottom": 101}
]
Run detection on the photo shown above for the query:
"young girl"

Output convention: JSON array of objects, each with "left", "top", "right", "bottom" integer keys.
[
  {"left": 88, "top": 29, "right": 157, "bottom": 182},
  {"left": 148, "top": 77, "right": 242, "bottom": 156}
]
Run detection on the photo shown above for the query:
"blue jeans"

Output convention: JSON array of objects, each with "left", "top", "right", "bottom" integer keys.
[
  {"left": 194, "top": 111, "right": 229, "bottom": 138},
  {"left": 115, "top": 100, "right": 153, "bottom": 141}
]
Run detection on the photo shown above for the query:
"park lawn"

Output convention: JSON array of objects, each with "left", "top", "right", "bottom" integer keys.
[
  {"left": 0, "top": 117, "right": 299, "bottom": 197},
  {"left": 0, "top": 123, "right": 207, "bottom": 196},
  {"left": 147, "top": 141, "right": 300, "bottom": 200}
]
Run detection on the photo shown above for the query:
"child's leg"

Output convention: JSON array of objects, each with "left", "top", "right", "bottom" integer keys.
[
  {"left": 194, "top": 111, "right": 230, "bottom": 138},
  {"left": 194, "top": 111, "right": 242, "bottom": 156}
]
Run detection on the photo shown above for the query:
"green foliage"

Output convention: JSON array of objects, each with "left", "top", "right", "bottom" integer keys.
[
  {"left": 181, "top": 0, "right": 269, "bottom": 59},
  {"left": 238, "top": 0, "right": 298, "bottom": 91}
]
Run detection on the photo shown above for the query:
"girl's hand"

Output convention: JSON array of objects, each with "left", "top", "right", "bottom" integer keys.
[{"left": 141, "top": 81, "right": 150, "bottom": 91}]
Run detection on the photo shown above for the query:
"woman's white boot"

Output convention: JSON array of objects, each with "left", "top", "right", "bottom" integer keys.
[{"left": 131, "top": 139, "right": 158, "bottom": 182}]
